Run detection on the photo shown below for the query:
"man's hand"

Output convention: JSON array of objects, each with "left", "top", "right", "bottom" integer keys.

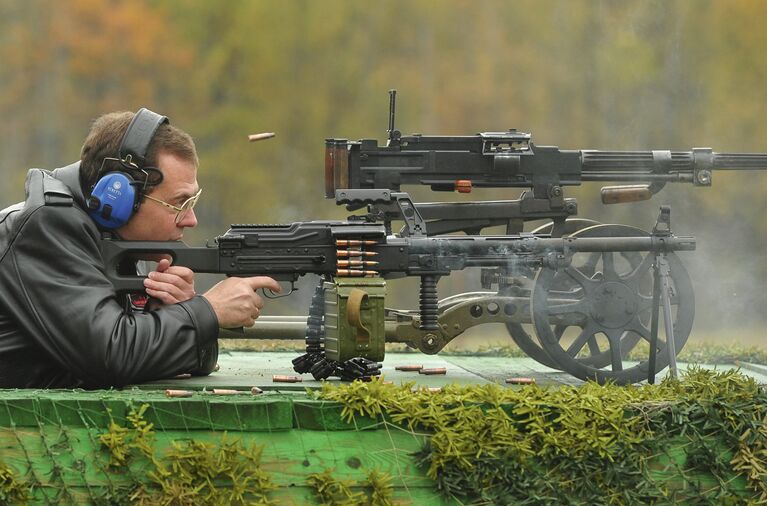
[
  {"left": 202, "top": 276, "right": 281, "bottom": 328},
  {"left": 143, "top": 258, "right": 196, "bottom": 305}
]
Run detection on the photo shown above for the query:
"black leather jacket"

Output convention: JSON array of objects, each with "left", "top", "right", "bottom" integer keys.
[{"left": 0, "top": 162, "right": 219, "bottom": 388}]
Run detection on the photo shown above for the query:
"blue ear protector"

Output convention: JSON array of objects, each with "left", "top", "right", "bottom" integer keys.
[
  {"left": 88, "top": 172, "right": 139, "bottom": 228},
  {"left": 87, "top": 108, "right": 169, "bottom": 229}
]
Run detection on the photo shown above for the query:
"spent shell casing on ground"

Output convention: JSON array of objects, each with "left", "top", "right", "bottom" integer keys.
[
  {"left": 395, "top": 364, "right": 424, "bottom": 371},
  {"left": 419, "top": 367, "right": 447, "bottom": 375},
  {"left": 211, "top": 389, "right": 246, "bottom": 395},
  {"left": 273, "top": 375, "right": 302, "bottom": 383},
  {"left": 165, "top": 389, "right": 194, "bottom": 398},
  {"left": 251, "top": 386, "right": 264, "bottom": 394},
  {"left": 505, "top": 377, "right": 536, "bottom": 385},
  {"left": 336, "top": 239, "right": 378, "bottom": 247}
]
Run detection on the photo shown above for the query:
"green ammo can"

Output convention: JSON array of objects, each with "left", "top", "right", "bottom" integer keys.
[{"left": 323, "top": 277, "right": 386, "bottom": 362}]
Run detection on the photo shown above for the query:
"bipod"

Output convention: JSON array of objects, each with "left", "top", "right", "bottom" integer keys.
[{"left": 648, "top": 206, "right": 678, "bottom": 384}]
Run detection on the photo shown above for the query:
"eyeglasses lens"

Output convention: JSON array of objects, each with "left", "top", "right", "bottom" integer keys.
[{"left": 175, "top": 192, "right": 200, "bottom": 223}]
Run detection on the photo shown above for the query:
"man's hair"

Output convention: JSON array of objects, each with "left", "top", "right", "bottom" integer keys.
[{"left": 79, "top": 111, "right": 198, "bottom": 196}]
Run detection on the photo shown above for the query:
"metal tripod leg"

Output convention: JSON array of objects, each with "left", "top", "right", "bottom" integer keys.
[
  {"left": 648, "top": 255, "right": 661, "bottom": 384},
  {"left": 647, "top": 254, "right": 678, "bottom": 383},
  {"left": 658, "top": 255, "right": 678, "bottom": 379}
]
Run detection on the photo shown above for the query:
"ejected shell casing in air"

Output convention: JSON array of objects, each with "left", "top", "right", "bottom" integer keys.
[
  {"left": 337, "top": 259, "right": 379, "bottom": 267},
  {"left": 336, "top": 239, "right": 378, "bottom": 247},
  {"left": 248, "top": 132, "right": 276, "bottom": 141},
  {"left": 336, "top": 269, "right": 379, "bottom": 277},
  {"left": 336, "top": 250, "right": 378, "bottom": 257}
]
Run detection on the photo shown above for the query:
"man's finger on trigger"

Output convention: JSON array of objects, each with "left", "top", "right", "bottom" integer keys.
[
  {"left": 250, "top": 276, "right": 282, "bottom": 293},
  {"left": 244, "top": 276, "right": 282, "bottom": 292}
]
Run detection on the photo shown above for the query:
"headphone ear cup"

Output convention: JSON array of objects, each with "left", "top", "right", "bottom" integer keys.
[{"left": 87, "top": 172, "right": 138, "bottom": 229}]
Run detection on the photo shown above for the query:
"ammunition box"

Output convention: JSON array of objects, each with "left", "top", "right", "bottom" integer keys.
[{"left": 324, "top": 277, "right": 386, "bottom": 362}]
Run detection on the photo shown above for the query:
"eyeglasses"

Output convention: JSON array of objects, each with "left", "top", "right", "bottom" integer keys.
[{"left": 144, "top": 188, "right": 202, "bottom": 223}]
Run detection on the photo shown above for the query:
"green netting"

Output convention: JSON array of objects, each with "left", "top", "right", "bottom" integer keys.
[
  {"left": 0, "top": 367, "right": 765, "bottom": 505},
  {"left": 0, "top": 390, "right": 436, "bottom": 505}
]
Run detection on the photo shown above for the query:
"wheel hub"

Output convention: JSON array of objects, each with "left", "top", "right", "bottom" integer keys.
[{"left": 589, "top": 282, "right": 637, "bottom": 329}]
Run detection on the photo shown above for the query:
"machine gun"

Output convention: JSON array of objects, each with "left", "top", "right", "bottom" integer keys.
[
  {"left": 103, "top": 191, "right": 694, "bottom": 385},
  {"left": 325, "top": 90, "right": 767, "bottom": 237}
]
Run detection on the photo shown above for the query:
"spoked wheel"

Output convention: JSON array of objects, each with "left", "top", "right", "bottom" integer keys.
[
  {"left": 530, "top": 224, "right": 695, "bottom": 385},
  {"left": 504, "top": 218, "right": 601, "bottom": 368}
]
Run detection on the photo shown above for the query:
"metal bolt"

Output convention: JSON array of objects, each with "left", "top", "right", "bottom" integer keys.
[
  {"left": 422, "top": 333, "right": 440, "bottom": 351},
  {"left": 697, "top": 170, "right": 712, "bottom": 185}
]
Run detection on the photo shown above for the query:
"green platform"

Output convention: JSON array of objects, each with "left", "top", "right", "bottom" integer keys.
[
  {"left": 0, "top": 391, "right": 440, "bottom": 504},
  {"left": 140, "top": 350, "right": 767, "bottom": 390},
  {"left": 1, "top": 352, "right": 765, "bottom": 504}
]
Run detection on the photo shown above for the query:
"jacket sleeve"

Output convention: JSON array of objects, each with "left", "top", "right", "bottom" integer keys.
[{"left": 0, "top": 202, "right": 220, "bottom": 387}]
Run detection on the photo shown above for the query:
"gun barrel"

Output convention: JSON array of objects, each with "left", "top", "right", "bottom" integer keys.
[
  {"left": 581, "top": 150, "right": 690, "bottom": 172},
  {"left": 712, "top": 153, "right": 767, "bottom": 170},
  {"left": 581, "top": 150, "right": 767, "bottom": 177},
  {"left": 579, "top": 148, "right": 767, "bottom": 188}
]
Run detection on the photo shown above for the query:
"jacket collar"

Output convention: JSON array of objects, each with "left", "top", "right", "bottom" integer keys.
[{"left": 51, "top": 161, "right": 86, "bottom": 209}]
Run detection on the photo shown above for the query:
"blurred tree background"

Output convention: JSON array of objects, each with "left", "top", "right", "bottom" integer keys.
[{"left": 1, "top": 0, "right": 765, "bottom": 339}]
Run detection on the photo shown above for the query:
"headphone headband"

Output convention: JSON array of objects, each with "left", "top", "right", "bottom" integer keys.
[{"left": 118, "top": 108, "right": 169, "bottom": 169}]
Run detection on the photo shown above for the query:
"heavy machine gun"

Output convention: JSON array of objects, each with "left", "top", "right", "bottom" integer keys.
[{"left": 325, "top": 90, "right": 767, "bottom": 237}]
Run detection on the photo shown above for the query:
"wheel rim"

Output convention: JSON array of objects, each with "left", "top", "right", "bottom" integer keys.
[{"left": 531, "top": 225, "right": 695, "bottom": 385}]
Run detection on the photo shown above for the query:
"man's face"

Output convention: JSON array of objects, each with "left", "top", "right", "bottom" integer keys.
[{"left": 117, "top": 151, "right": 199, "bottom": 241}]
